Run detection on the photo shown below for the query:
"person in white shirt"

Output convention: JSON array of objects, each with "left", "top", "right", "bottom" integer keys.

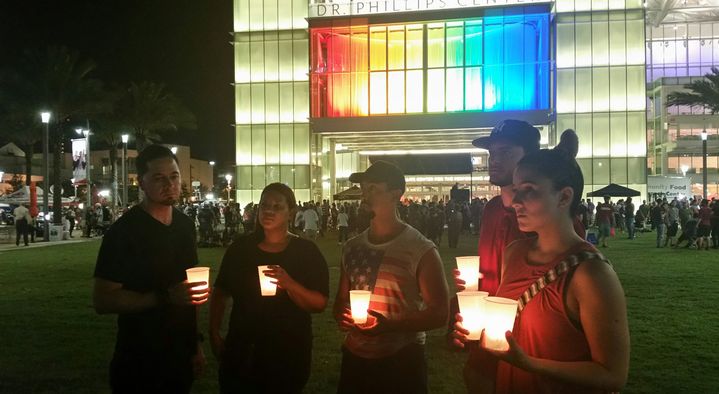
[
  {"left": 302, "top": 205, "right": 320, "bottom": 239},
  {"left": 337, "top": 207, "right": 349, "bottom": 244},
  {"left": 13, "top": 203, "right": 31, "bottom": 246}
]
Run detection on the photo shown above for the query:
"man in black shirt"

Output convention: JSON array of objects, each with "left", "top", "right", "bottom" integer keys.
[{"left": 93, "top": 145, "right": 209, "bottom": 393}]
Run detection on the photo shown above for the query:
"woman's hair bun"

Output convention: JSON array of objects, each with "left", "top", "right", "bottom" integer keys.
[{"left": 555, "top": 129, "right": 579, "bottom": 159}]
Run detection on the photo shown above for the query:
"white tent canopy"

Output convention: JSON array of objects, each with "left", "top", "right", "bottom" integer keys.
[
  {"left": 0, "top": 142, "right": 25, "bottom": 157},
  {"left": 0, "top": 186, "right": 73, "bottom": 206}
]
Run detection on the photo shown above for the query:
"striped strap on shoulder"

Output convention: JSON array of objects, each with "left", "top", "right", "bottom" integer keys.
[{"left": 517, "top": 251, "right": 610, "bottom": 314}]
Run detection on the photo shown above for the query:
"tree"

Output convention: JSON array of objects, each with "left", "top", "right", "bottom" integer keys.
[
  {"left": 666, "top": 67, "right": 719, "bottom": 114},
  {"left": 0, "top": 109, "right": 41, "bottom": 186},
  {"left": 8, "top": 46, "right": 107, "bottom": 225},
  {"left": 92, "top": 86, "right": 127, "bottom": 207},
  {"left": 117, "top": 81, "right": 196, "bottom": 152}
]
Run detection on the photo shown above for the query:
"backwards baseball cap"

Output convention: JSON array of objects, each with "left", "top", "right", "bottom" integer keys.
[
  {"left": 349, "top": 160, "right": 406, "bottom": 194},
  {"left": 472, "top": 119, "right": 541, "bottom": 153}
]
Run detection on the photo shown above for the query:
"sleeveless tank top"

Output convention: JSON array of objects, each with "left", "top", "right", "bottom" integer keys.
[{"left": 495, "top": 238, "right": 612, "bottom": 394}]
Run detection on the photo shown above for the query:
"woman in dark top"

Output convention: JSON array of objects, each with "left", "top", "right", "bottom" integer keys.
[{"left": 209, "top": 183, "right": 330, "bottom": 394}]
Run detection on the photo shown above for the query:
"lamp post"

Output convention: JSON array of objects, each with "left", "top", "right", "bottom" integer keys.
[
  {"left": 41, "top": 112, "right": 51, "bottom": 241},
  {"left": 121, "top": 134, "right": 129, "bottom": 208},
  {"left": 225, "top": 174, "right": 232, "bottom": 202},
  {"left": 701, "top": 131, "right": 708, "bottom": 199},
  {"left": 171, "top": 146, "right": 178, "bottom": 155}
]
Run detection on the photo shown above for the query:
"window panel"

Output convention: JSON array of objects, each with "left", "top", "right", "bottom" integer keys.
[
  {"left": 626, "top": 19, "right": 645, "bottom": 65},
  {"left": 388, "top": 26, "right": 405, "bottom": 70},
  {"left": 264, "top": 41, "right": 279, "bottom": 82},
  {"left": 609, "top": 67, "right": 627, "bottom": 111},
  {"left": 593, "top": 113, "right": 610, "bottom": 157},
  {"left": 446, "top": 23, "right": 464, "bottom": 67},
  {"left": 446, "top": 68, "right": 464, "bottom": 111},
  {"left": 250, "top": 84, "right": 265, "bottom": 123},
  {"left": 279, "top": 82, "right": 294, "bottom": 122},
  {"left": 351, "top": 72, "right": 369, "bottom": 116},
  {"left": 263, "top": 0, "right": 277, "bottom": 30},
  {"left": 610, "top": 112, "right": 627, "bottom": 157},
  {"left": 466, "top": 21, "right": 483, "bottom": 66},
  {"left": 626, "top": 65, "right": 645, "bottom": 110},
  {"left": 235, "top": 0, "right": 249, "bottom": 32},
  {"left": 370, "top": 72, "right": 387, "bottom": 114},
  {"left": 611, "top": 158, "right": 628, "bottom": 184},
  {"left": 465, "top": 67, "right": 482, "bottom": 110},
  {"left": 294, "top": 125, "right": 310, "bottom": 165},
  {"left": 427, "top": 24, "right": 445, "bottom": 68},
  {"left": 251, "top": 125, "right": 265, "bottom": 165},
  {"left": 277, "top": 0, "right": 292, "bottom": 29},
  {"left": 369, "top": 27, "right": 387, "bottom": 71},
  {"left": 351, "top": 30, "right": 369, "bottom": 72},
  {"left": 627, "top": 111, "right": 646, "bottom": 156},
  {"left": 427, "top": 69, "right": 445, "bottom": 112},
  {"left": 278, "top": 41, "right": 293, "bottom": 80},
  {"left": 627, "top": 157, "right": 646, "bottom": 184},
  {"left": 592, "top": 20, "right": 609, "bottom": 66},
  {"left": 556, "top": 69, "right": 575, "bottom": 113},
  {"left": 235, "top": 42, "right": 251, "bottom": 83},
  {"left": 293, "top": 40, "right": 309, "bottom": 81},
  {"left": 265, "top": 124, "right": 280, "bottom": 164},
  {"left": 235, "top": 84, "right": 251, "bottom": 124},
  {"left": 575, "top": 68, "right": 593, "bottom": 113},
  {"left": 293, "top": 82, "right": 309, "bottom": 122},
  {"left": 593, "top": 158, "right": 610, "bottom": 185},
  {"left": 556, "top": 23, "right": 575, "bottom": 68},
  {"left": 237, "top": 126, "right": 252, "bottom": 165},
  {"left": 292, "top": 0, "right": 307, "bottom": 29},
  {"left": 265, "top": 83, "right": 279, "bottom": 123},
  {"left": 609, "top": 20, "right": 626, "bottom": 65},
  {"left": 576, "top": 113, "right": 593, "bottom": 158},
  {"left": 249, "top": 0, "right": 263, "bottom": 31},
  {"left": 250, "top": 41, "right": 265, "bottom": 81},
  {"left": 406, "top": 25, "right": 423, "bottom": 69},
  {"left": 388, "top": 71, "right": 405, "bottom": 114},
  {"left": 592, "top": 68, "right": 610, "bottom": 112},
  {"left": 575, "top": 23, "right": 592, "bottom": 67},
  {"left": 279, "top": 125, "right": 294, "bottom": 164},
  {"left": 406, "top": 70, "right": 424, "bottom": 113}
]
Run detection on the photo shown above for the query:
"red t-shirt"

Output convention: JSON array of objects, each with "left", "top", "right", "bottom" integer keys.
[
  {"left": 699, "top": 206, "right": 712, "bottom": 226},
  {"left": 478, "top": 196, "right": 526, "bottom": 296}
]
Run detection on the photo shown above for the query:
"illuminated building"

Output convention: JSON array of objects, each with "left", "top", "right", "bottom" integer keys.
[{"left": 232, "top": 0, "right": 717, "bottom": 203}]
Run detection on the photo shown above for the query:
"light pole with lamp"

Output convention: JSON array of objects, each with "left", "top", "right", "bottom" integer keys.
[
  {"left": 225, "top": 174, "right": 232, "bottom": 202},
  {"left": 121, "top": 134, "right": 129, "bottom": 208},
  {"left": 701, "top": 130, "right": 708, "bottom": 199},
  {"left": 41, "top": 111, "right": 51, "bottom": 241},
  {"left": 76, "top": 127, "right": 92, "bottom": 209}
]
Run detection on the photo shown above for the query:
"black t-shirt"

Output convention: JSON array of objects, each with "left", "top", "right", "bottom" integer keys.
[
  {"left": 214, "top": 234, "right": 329, "bottom": 351},
  {"left": 94, "top": 206, "right": 198, "bottom": 361}
]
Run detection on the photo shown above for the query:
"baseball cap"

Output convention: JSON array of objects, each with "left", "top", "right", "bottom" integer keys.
[
  {"left": 349, "top": 160, "right": 406, "bottom": 194},
  {"left": 472, "top": 119, "right": 541, "bottom": 153}
]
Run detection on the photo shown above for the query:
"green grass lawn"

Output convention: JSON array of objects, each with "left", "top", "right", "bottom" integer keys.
[{"left": 0, "top": 231, "right": 717, "bottom": 393}]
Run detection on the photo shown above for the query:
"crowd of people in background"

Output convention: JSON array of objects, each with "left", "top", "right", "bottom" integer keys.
[{"left": 575, "top": 195, "right": 719, "bottom": 250}]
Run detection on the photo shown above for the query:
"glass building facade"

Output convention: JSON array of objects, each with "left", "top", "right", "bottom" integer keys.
[
  {"left": 310, "top": 12, "right": 551, "bottom": 117},
  {"left": 646, "top": 20, "right": 719, "bottom": 198},
  {"left": 232, "top": 0, "right": 718, "bottom": 204}
]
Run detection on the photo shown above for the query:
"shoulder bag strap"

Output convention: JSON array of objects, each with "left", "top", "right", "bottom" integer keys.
[{"left": 517, "top": 250, "right": 610, "bottom": 315}]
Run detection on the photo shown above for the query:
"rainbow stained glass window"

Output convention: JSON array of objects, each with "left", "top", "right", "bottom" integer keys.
[{"left": 310, "top": 10, "right": 550, "bottom": 118}]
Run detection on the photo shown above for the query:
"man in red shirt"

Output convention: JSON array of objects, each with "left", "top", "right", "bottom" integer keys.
[{"left": 472, "top": 120, "right": 542, "bottom": 295}]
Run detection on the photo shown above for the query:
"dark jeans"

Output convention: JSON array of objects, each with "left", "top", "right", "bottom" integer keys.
[
  {"left": 337, "top": 344, "right": 427, "bottom": 394},
  {"left": 339, "top": 226, "right": 348, "bottom": 242},
  {"left": 625, "top": 217, "right": 635, "bottom": 239},
  {"left": 15, "top": 219, "right": 28, "bottom": 246}
]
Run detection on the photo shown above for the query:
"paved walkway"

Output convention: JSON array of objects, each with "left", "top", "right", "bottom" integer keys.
[{"left": 0, "top": 236, "right": 99, "bottom": 252}]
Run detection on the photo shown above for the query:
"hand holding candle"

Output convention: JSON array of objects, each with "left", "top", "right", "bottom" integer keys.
[
  {"left": 482, "top": 296, "right": 518, "bottom": 351},
  {"left": 185, "top": 267, "right": 210, "bottom": 304},
  {"left": 257, "top": 265, "right": 277, "bottom": 296},
  {"left": 456, "top": 291, "right": 488, "bottom": 340},
  {"left": 455, "top": 256, "right": 480, "bottom": 291},
  {"left": 349, "top": 290, "right": 371, "bottom": 324}
]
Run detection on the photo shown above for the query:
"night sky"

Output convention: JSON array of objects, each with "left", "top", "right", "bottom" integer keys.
[{"left": 0, "top": 0, "right": 235, "bottom": 165}]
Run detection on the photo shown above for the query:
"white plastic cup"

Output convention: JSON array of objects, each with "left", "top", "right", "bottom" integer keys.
[
  {"left": 349, "top": 290, "right": 372, "bottom": 324},
  {"left": 257, "top": 265, "right": 277, "bottom": 296},
  {"left": 482, "top": 296, "right": 519, "bottom": 351},
  {"left": 186, "top": 267, "right": 210, "bottom": 292},
  {"left": 456, "top": 256, "right": 480, "bottom": 291},
  {"left": 456, "top": 291, "right": 489, "bottom": 340}
]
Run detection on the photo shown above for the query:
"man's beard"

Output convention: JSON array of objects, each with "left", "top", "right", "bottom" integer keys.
[{"left": 359, "top": 200, "right": 376, "bottom": 219}]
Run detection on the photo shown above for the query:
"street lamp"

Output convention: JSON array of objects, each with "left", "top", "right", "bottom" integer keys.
[
  {"left": 681, "top": 164, "right": 689, "bottom": 177},
  {"left": 171, "top": 146, "right": 178, "bottom": 155},
  {"left": 121, "top": 134, "right": 129, "bottom": 208},
  {"left": 225, "top": 174, "right": 233, "bottom": 202},
  {"left": 76, "top": 127, "right": 92, "bottom": 210},
  {"left": 41, "top": 111, "right": 51, "bottom": 241},
  {"left": 701, "top": 130, "right": 708, "bottom": 199}
]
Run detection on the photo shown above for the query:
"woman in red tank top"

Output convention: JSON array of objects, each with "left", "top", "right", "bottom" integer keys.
[{"left": 452, "top": 130, "right": 630, "bottom": 393}]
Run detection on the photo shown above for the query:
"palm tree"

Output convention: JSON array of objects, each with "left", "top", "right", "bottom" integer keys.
[
  {"left": 117, "top": 81, "right": 196, "bottom": 152},
  {"left": 0, "top": 110, "right": 41, "bottom": 186},
  {"left": 666, "top": 67, "right": 719, "bottom": 114},
  {"left": 10, "top": 46, "right": 107, "bottom": 225},
  {"left": 92, "top": 87, "right": 127, "bottom": 207}
]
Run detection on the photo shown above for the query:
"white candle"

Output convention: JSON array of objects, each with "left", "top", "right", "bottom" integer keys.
[
  {"left": 456, "top": 291, "right": 489, "bottom": 340},
  {"left": 456, "top": 256, "right": 480, "bottom": 291},
  {"left": 185, "top": 267, "right": 210, "bottom": 292},
  {"left": 257, "top": 265, "right": 277, "bottom": 296},
  {"left": 349, "top": 290, "right": 372, "bottom": 324},
  {"left": 482, "top": 296, "right": 518, "bottom": 351}
]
